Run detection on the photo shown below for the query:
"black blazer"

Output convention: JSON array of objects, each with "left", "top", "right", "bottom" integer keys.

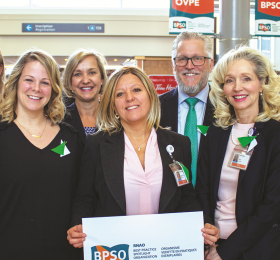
[
  {"left": 159, "top": 87, "right": 214, "bottom": 164},
  {"left": 196, "top": 120, "right": 280, "bottom": 260},
  {"left": 64, "top": 103, "right": 86, "bottom": 145},
  {"left": 70, "top": 127, "right": 210, "bottom": 227}
]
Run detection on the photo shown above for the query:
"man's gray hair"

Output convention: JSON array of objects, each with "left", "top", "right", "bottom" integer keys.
[{"left": 172, "top": 31, "right": 213, "bottom": 60}]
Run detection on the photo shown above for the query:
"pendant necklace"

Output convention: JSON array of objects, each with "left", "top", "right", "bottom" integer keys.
[
  {"left": 130, "top": 138, "right": 147, "bottom": 152},
  {"left": 16, "top": 118, "right": 48, "bottom": 138},
  {"left": 230, "top": 124, "right": 240, "bottom": 146}
]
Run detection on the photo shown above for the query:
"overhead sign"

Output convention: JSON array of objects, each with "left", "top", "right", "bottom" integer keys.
[
  {"left": 169, "top": 0, "right": 214, "bottom": 35},
  {"left": 149, "top": 75, "right": 177, "bottom": 95},
  {"left": 255, "top": 0, "right": 280, "bottom": 36},
  {"left": 22, "top": 23, "right": 104, "bottom": 33}
]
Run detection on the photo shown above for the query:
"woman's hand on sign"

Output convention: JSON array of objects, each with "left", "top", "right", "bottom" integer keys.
[
  {"left": 202, "top": 223, "right": 219, "bottom": 245},
  {"left": 67, "top": 224, "right": 86, "bottom": 248}
]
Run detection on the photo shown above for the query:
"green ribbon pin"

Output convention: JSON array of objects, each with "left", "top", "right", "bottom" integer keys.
[
  {"left": 51, "top": 141, "right": 67, "bottom": 155},
  {"left": 197, "top": 125, "right": 209, "bottom": 135},
  {"left": 238, "top": 136, "right": 257, "bottom": 148},
  {"left": 178, "top": 162, "right": 190, "bottom": 183}
]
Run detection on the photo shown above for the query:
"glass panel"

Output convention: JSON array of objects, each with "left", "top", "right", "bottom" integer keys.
[
  {"left": 32, "top": 0, "right": 121, "bottom": 8},
  {"left": 261, "top": 38, "right": 271, "bottom": 52},
  {"left": 0, "top": 0, "right": 30, "bottom": 7},
  {"left": 262, "top": 51, "right": 271, "bottom": 60},
  {"left": 257, "top": 37, "right": 261, "bottom": 50},
  {"left": 122, "top": 0, "right": 169, "bottom": 8}
]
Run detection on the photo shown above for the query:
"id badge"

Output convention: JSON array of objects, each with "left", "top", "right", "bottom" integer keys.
[
  {"left": 169, "top": 161, "right": 189, "bottom": 187},
  {"left": 228, "top": 145, "right": 253, "bottom": 170}
]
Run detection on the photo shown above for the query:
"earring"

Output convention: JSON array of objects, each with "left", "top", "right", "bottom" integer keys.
[
  {"left": 115, "top": 114, "right": 119, "bottom": 120},
  {"left": 260, "top": 91, "right": 263, "bottom": 96}
]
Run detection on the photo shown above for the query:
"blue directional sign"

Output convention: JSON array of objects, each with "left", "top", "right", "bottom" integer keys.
[
  {"left": 22, "top": 23, "right": 105, "bottom": 33},
  {"left": 25, "top": 24, "right": 33, "bottom": 31}
]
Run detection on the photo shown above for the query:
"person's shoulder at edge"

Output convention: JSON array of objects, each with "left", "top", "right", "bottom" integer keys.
[
  {"left": 65, "top": 102, "right": 76, "bottom": 110},
  {"left": 263, "top": 118, "right": 280, "bottom": 131},
  {"left": 84, "top": 129, "right": 116, "bottom": 146},
  {"left": 64, "top": 102, "right": 76, "bottom": 121},
  {"left": 206, "top": 118, "right": 280, "bottom": 139},
  {"left": 0, "top": 120, "right": 18, "bottom": 133},
  {"left": 206, "top": 122, "right": 226, "bottom": 135},
  {"left": 157, "top": 127, "right": 190, "bottom": 143},
  {"left": 259, "top": 119, "right": 280, "bottom": 144},
  {"left": 59, "top": 121, "right": 79, "bottom": 134},
  {"left": 159, "top": 87, "right": 178, "bottom": 101},
  {"left": 0, "top": 120, "right": 9, "bottom": 130}
]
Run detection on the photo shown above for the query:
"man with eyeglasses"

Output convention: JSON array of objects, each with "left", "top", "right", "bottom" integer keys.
[{"left": 159, "top": 31, "right": 214, "bottom": 187}]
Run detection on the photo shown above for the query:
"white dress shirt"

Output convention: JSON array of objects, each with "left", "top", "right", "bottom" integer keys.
[{"left": 177, "top": 84, "right": 209, "bottom": 151}]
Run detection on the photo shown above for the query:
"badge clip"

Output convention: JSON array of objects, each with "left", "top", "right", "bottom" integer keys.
[{"left": 166, "top": 145, "right": 190, "bottom": 186}]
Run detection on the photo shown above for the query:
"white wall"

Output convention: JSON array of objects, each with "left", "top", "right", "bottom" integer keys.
[{"left": 0, "top": 9, "right": 176, "bottom": 57}]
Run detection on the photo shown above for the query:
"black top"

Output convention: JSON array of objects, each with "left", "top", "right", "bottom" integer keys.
[
  {"left": 0, "top": 121, "right": 84, "bottom": 260},
  {"left": 64, "top": 102, "right": 96, "bottom": 145}
]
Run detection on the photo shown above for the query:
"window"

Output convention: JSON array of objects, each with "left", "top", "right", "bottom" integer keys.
[
  {"left": 0, "top": 0, "right": 169, "bottom": 8},
  {"left": 122, "top": 0, "right": 169, "bottom": 8},
  {"left": 0, "top": 0, "right": 29, "bottom": 7},
  {"left": 258, "top": 37, "right": 271, "bottom": 60}
]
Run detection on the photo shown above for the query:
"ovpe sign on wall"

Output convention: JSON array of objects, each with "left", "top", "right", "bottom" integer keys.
[{"left": 169, "top": 0, "right": 214, "bottom": 34}]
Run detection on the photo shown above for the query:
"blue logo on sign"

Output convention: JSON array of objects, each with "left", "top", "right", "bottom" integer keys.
[
  {"left": 25, "top": 24, "right": 33, "bottom": 31},
  {"left": 89, "top": 25, "right": 95, "bottom": 31},
  {"left": 91, "top": 244, "right": 129, "bottom": 260}
]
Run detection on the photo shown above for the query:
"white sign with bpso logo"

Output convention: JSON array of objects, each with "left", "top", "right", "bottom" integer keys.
[
  {"left": 82, "top": 212, "right": 204, "bottom": 260},
  {"left": 256, "top": 19, "right": 280, "bottom": 35}
]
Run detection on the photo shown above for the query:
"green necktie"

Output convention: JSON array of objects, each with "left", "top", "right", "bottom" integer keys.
[{"left": 184, "top": 98, "right": 199, "bottom": 187}]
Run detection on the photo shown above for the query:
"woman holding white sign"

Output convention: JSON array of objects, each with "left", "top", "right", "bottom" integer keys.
[
  {"left": 67, "top": 66, "right": 219, "bottom": 248},
  {"left": 196, "top": 46, "right": 280, "bottom": 260}
]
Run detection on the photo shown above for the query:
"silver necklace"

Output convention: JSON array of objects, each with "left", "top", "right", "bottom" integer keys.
[
  {"left": 130, "top": 139, "right": 147, "bottom": 152},
  {"left": 231, "top": 124, "right": 240, "bottom": 146}
]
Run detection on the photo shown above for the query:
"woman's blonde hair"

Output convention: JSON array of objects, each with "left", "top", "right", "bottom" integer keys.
[
  {"left": 97, "top": 66, "right": 161, "bottom": 134},
  {"left": 63, "top": 49, "right": 107, "bottom": 98},
  {"left": 210, "top": 46, "right": 280, "bottom": 129},
  {"left": 0, "top": 49, "right": 64, "bottom": 124},
  {"left": 0, "top": 49, "right": 5, "bottom": 95}
]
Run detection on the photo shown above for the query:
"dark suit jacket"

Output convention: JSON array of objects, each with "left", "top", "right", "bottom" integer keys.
[
  {"left": 64, "top": 103, "right": 86, "bottom": 145},
  {"left": 70, "top": 127, "right": 210, "bottom": 227},
  {"left": 159, "top": 87, "right": 214, "bottom": 164},
  {"left": 196, "top": 120, "right": 280, "bottom": 260}
]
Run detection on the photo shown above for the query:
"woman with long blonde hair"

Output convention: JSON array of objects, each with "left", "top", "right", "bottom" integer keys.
[
  {"left": 0, "top": 49, "right": 83, "bottom": 260},
  {"left": 197, "top": 46, "right": 280, "bottom": 260}
]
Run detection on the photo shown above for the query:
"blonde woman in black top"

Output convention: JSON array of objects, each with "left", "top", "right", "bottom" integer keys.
[{"left": 0, "top": 49, "right": 84, "bottom": 260}]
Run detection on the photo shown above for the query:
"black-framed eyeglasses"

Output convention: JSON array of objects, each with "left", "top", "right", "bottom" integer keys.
[{"left": 173, "top": 56, "right": 211, "bottom": 66}]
